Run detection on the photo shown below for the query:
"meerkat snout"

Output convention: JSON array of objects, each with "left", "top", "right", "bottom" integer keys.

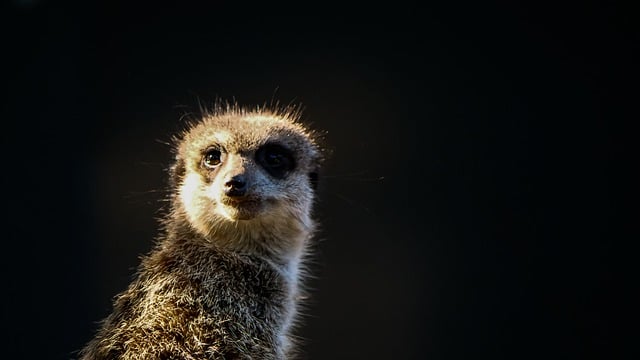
[
  {"left": 215, "top": 154, "right": 265, "bottom": 221},
  {"left": 224, "top": 174, "right": 247, "bottom": 197},
  {"left": 209, "top": 160, "right": 253, "bottom": 221},
  {"left": 219, "top": 154, "right": 251, "bottom": 198}
]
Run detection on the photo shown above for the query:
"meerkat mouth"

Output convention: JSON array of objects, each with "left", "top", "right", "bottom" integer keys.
[{"left": 219, "top": 196, "right": 265, "bottom": 220}]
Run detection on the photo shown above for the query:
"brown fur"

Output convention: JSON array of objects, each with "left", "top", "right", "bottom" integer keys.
[{"left": 80, "top": 105, "right": 322, "bottom": 359}]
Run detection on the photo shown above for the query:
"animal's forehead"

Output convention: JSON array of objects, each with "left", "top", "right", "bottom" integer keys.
[{"left": 182, "top": 114, "right": 315, "bottom": 154}]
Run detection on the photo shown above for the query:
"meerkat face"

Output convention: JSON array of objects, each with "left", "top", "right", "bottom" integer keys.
[{"left": 174, "top": 112, "right": 320, "bottom": 240}]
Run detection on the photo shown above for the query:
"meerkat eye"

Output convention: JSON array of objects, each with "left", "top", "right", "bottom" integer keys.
[
  {"left": 203, "top": 148, "right": 222, "bottom": 168},
  {"left": 256, "top": 144, "right": 295, "bottom": 178}
]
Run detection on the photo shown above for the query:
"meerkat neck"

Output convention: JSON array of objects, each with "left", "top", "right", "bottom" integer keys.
[{"left": 163, "top": 199, "right": 312, "bottom": 266}]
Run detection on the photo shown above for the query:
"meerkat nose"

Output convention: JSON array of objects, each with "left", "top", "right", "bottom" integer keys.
[{"left": 224, "top": 175, "right": 248, "bottom": 197}]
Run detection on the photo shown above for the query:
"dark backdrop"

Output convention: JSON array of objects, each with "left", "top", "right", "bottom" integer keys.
[{"left": 2, "top": 1, "right": 634, "bottom": 359}]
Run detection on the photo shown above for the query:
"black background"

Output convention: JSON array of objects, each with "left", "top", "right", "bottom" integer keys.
[{"left": 2, "top": 1, "right": 634, "bottom": 359}]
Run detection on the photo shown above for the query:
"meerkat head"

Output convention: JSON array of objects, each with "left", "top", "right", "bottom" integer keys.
[{"left": 169, "top": 106, "right": 321, "bottom": 255}]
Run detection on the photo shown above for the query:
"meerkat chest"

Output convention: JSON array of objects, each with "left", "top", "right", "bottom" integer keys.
[
  {"left": 158, "top": 250, "right": 294, "bottom": 330},
  {"left": 127, "top": 252, "right": 294, "bottom": 358},
  {"left": 194, "top": 255, "right": 292, "bottom": 323}
]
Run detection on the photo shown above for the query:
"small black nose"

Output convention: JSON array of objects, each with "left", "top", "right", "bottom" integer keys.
[{"left": 224, "top": 175, "right": 247, "bottom": 197}]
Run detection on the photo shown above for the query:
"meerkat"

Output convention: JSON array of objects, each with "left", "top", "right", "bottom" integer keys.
[{"left": 80, "top": 104, "right": 323, "bottom": 360}]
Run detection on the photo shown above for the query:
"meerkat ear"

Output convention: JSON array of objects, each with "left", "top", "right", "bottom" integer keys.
[{"left": 169, "top": 156, "right": 186, "bottom": 188}]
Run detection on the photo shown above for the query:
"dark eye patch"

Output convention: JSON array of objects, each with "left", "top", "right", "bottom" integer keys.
[{"left": 256, "top": 143, "right": 295, "bottom": 179}]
